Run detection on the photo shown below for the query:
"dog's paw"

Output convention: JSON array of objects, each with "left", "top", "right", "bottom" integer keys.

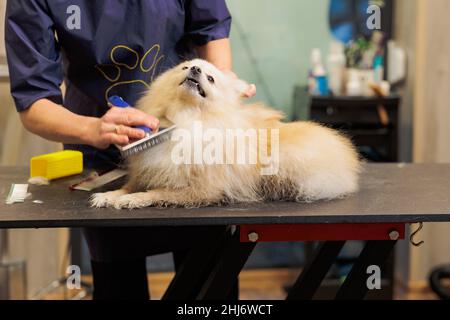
[
  {"left": 113, "top": 193, "right": 154, "bottom": 210},
  {"left": 90, "top": 190, "right": 128, "bottom": 208}
]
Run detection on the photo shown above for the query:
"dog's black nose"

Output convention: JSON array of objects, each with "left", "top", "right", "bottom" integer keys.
[{"left": 190, "top": 66, "right": 202, "bottom": 75}]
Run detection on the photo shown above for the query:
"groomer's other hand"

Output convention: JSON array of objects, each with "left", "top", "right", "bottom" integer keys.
[
  {"left": 243, "top": 84, "right": 257, "bottom": 98},
  {"left": 88, "top": 107, "right": 160, "bottom": 149},
  {"left": 226, "top": 71, "right": 257, "bottom": 98}
]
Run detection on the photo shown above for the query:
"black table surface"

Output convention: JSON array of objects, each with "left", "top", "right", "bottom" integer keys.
[{"left": 1, "top": 164, "right": 450, "bottom": 229}]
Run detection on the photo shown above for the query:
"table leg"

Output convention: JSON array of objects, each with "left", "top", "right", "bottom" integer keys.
[
  {"left": 335, "top": 240, "right": 397, "bottom": 300},
  {"left": 197, "top": 228, "right": 256, "bottom": 300},
  {"left": 287, "top": 241, "right": 346, "bottom": 300},
  {"left": 162, "top": 226, "right": 230, "bottom": 300},
  {"left": 0, "top": 230, "right": 9, "bottom": 300}
]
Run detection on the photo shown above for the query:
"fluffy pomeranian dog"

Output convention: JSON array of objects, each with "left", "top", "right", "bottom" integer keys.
[{"left": 90, "top": 59, "right": 360, "bottom": 209}]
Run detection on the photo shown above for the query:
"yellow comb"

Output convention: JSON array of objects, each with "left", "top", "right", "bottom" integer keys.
[{"left": 30, "top": 150, "right": 83, "bottom": 180}]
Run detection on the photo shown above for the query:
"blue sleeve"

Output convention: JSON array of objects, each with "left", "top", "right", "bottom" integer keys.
[
  {"left": 5, "top": 0, "right": 63, "bottom": 112},
  {"left": 184, "top": 0, "right": 232, "bottom": 46}
]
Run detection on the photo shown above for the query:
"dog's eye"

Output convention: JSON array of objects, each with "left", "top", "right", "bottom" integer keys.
[
  {"left": 207, "top": 75, "right": 215, "bottom": 83},
  {"left": 182, "top": 66, "right": 188, "bottom": 70}
]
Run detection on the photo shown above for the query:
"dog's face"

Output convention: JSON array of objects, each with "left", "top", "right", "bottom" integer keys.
[
  {"left": 137, "top": 59, "right": 249, "bottom": 124},
  {"left": 174, "top": 59, "right": 248, "bottom": 104}
]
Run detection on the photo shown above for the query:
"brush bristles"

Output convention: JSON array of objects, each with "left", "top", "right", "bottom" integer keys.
[{"left": 121, "top": 134, "right": 171, "bottom": 157}]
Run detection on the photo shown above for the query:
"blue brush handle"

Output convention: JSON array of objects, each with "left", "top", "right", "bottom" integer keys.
[{"left": 108, "top": 96, "right": 152, "bottom": 134}]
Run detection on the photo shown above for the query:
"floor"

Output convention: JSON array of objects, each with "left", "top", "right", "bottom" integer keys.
[{"left": 37, "top": 268, "right": 446, "bottom": 300}]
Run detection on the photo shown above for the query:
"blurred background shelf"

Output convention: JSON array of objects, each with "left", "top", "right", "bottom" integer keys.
[{"left": 293, "top": 87, "right": 401, "bottom": 162}]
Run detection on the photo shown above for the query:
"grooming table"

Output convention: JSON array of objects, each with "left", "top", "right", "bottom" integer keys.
[{"left": 1, "top": 164, "right": 450, "bottom": 300}]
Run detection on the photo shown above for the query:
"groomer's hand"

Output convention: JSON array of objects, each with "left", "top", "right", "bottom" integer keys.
[
  {"left": 243, "top": 84, "right": 257, "bottom": 98},
  {"left": 88, "top": 107, "right": 160, "bottom": 149},
  {"left": 226, "top": 71, "right": 257, "bottom": 98}
]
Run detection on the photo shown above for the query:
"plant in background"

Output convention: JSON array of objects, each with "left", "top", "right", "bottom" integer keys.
[{"left": 345, "top": 31, "right": 386, "bottom": 69}]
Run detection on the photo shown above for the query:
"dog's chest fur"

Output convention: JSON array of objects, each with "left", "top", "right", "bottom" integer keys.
[{"left": 127, "top": 116, "right": 263, "bottom": 199}]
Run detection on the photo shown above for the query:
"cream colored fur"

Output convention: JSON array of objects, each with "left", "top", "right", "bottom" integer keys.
[{"left": 91, "top": 59, "right": 361, "bottom": 209}]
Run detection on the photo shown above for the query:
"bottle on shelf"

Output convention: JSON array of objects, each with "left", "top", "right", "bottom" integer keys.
[
  {"left": 308, "top": 48, "right": 329, "bottom": 96},
  {"left": 327, "top": 41, "right": 346, "bottom": 96}
]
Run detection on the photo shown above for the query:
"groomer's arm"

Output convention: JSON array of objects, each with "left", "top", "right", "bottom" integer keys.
[
  {"left": 6, "top": 1, "right": 158, "bottom": 150},
  {"left": 187, "top": 0, "right": 256, "bottom": 97},
  {"left": 20, "top": 99, "right": 159, "bottom": 149},
  {"left": 196, "top": 38, "right": 232, "bottom": 72}
]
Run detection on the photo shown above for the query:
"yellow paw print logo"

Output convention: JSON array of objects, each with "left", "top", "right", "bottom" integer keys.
[{"left": 96, "top": 44, "right": 164, "bottom": 103}]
